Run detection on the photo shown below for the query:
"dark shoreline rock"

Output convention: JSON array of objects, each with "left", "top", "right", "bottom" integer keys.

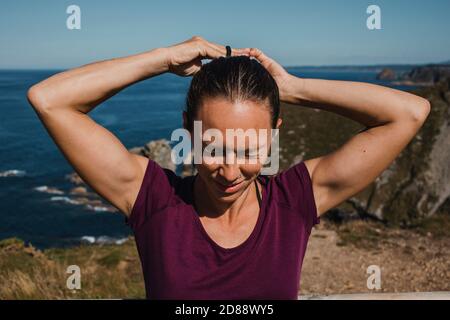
[
  {"left": 128, "top": 139, "right": 176, "bottom": 172},
  {"left": 376, "top": 65, "right": 450, "bottom": 87},
  {"left": 376, "top": 68, "right": 397, "bottom": 81},
  {"left": 402, "top": 65, "right": 450, "bottom": 85}
]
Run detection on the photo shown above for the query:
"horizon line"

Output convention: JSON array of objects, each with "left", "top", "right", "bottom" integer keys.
[{"left": 1, "top": 61, "right": 449, "bottom": 72}]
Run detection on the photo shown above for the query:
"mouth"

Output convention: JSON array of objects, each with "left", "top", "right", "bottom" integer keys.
[{"left": 214, "top": 179, "right": 245, "bottom": 194}]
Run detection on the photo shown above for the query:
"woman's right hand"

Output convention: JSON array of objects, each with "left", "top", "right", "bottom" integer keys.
[{"left": 164, "top": 36, "right": 250, "bottom": 77}]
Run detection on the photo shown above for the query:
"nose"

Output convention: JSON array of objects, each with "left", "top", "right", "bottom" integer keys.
[{"left": 218, "top": 164, "right": 242, "bottom": 185}]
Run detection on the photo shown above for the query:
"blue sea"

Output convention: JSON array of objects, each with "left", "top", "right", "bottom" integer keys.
[{"left": 0, "top": 66, "right": 415, "bottom": 248}]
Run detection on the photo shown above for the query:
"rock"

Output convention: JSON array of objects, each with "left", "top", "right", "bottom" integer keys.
[
  {"left": 181, "top": 162, "right": 197, "bottom": 177},
  {"left": 177, "top": 149, "right": 197, "bottom": 177},
  {"left": 70, "top": 186, "right": 88, "bottom": 195},
  {"left": 129, "top": 139, "right": 176, "bottom": 172},
  {"left": 72, "top": 197, "right": 90, "bottom": 204},
  {"left": 400, "top": 64, "right": 450, "bottom": 85},
  {"left": 128, "top": 147, "right": 143, "bottom": 155},
  {"left": 376, "top": 68, "right": 397, "bottom": 81},
  {"left": 65, "top": 172, "right": 84, "bottom": 185}
]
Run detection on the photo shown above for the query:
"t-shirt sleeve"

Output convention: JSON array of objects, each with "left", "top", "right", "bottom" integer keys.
[
  {"left": 272, "top": 161, "right": 320, "bottom": 232},
  {"left": 125, "top": 158, "right": 178, "bottom": 231}
]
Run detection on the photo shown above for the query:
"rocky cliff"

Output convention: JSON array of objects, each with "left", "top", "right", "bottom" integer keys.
[{"left": 401, "top": 65, "right": 450, "bottom": 85}]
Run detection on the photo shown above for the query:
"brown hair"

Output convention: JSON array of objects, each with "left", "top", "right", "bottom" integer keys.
[{"left": 184, "top": 56, "right": 280, "bottom": 132}]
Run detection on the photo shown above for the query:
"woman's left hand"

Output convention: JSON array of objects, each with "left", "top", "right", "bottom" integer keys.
[{"left": 248, "top": 48, "right": 295, "bottom": 102}]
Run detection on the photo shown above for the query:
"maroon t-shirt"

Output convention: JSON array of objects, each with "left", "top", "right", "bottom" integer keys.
[{"left": 126, "top": 159, "right": 320, "bottom": 300}]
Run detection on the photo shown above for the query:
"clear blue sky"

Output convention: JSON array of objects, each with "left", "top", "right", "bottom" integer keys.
[{"left": 1, "top": 0, "right": 449, "bottom": 69}]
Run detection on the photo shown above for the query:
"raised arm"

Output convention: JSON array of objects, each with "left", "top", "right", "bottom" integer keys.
[
  {"left": 27, "top": 36, "right": 249, "bottom": 217},
  {"left": 248, "top": 48, "right": 431, "bottom": 217}
]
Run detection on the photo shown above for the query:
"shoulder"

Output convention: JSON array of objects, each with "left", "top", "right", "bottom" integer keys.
[
  {"left": 267, "top": 160, "right": 320, "bottom": 228},
  {"left": 271, "top": 160, "right": 314, "bottom": 191},
  {"left": 303, "top": 157, "right": 320, "bottom": 180},
  {"left": 126, "top": 155, "right": 193, "bottom": 230}
]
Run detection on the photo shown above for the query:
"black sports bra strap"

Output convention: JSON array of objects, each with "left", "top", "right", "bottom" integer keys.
[{"left": 254, "top": 178, "right": 262, "bottom": 208}]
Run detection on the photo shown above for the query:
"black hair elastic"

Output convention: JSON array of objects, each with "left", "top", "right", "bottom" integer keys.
[{"left": 225, "top": 45, "right": 231, "bottom": 58}]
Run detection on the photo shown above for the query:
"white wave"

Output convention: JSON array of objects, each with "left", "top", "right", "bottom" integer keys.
[
  {"left": 47, "top": 194, "right": 117, "bottom": 212},
  {"left": 50, "top": 196, "right": 83, "bottom": 205},
  {"left": 85, "top": 204, "right": 117, "bottom": 212},
  {"left": 34, "top": 185, "right": 64, "bottom": 195},
  {"left": 0, "top": 169, "right": 26, "bottom": 177},
  {"left": 80, "top": 236, "right": 128, "bottom": 245},
  {"left": 80, "top": 236, "right": 95, "bottom": 244}
]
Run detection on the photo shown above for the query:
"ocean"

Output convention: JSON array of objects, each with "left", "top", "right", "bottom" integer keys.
[{"left": 0, "top": 66, "right": 414, "bottom": 248}]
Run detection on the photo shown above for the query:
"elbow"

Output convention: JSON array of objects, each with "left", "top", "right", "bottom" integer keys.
[
  {"left": 407, "top": 97, "right": 431, "bottom": 127},
  {"left": 27, "top": 84, "right": 52, "bottom": 113},
  {"left": 27, "top": 84, "right": 43, "bottom": 108}
]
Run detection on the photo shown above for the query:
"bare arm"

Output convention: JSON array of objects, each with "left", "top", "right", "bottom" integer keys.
[
  {"left": 27, "top": 36, "right": 250, "bottom": 217},
  {"left": 248, "top": 48, "right": 431, "bottom": 217},
  {"left": 285, "top": 77, "right": 430, "bottom": 216},
  {"left": 27, "top": 48, "right": 170, "bottom": 216}
]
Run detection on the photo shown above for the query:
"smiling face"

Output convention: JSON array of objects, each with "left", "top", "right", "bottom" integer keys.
[{"left": 184, "top": 96, "right": 282, "bottom": 204}]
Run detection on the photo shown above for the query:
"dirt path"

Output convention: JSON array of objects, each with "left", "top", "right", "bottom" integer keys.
[{"left": 300, "top": 220, "right": 450, "bottom": 295}]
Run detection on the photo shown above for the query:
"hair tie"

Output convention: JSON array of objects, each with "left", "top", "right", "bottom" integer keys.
[{"left": 225, "top": 45, "right": 231, "bottom": 58}]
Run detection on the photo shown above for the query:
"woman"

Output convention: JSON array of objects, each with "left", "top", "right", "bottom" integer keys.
[{"left": 27, "top": 36, "right": 430, "bottom": 299}]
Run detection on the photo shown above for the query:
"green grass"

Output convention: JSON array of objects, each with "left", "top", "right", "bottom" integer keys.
[{"left": 0, "top": 237, "right": 145, "bottom": 299}]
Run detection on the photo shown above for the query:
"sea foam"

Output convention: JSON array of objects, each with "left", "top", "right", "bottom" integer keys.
[
  {"left": 0, "top": 169, "right": 26, "bottom": 177},
  {"left": 80, "top": 235, "right": 128, "bottom": 245}
]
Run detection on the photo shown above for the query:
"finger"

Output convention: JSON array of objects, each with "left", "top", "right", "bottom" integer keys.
[
  {"left": 198, "top": 43, "right": 223, "bottom": 60},
  {"left": 248, "top": 48, "right": 273, "bottom": 68},
  {"left": 234, "top": 47, "right": 251, "bottom": 56},
  {"left": 229, "top": 46, "right": 251, "bottom": 56},
  {"left": 206, "top": 41, "right": 250, "bottom": 58},
  {"left": 249, "top": 48, "right": 268, "bottom": 61}
]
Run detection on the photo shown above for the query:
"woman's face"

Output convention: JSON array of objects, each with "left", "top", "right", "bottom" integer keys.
[{"left": 185, "top": 96, "right": 282, "bottom": 204}]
